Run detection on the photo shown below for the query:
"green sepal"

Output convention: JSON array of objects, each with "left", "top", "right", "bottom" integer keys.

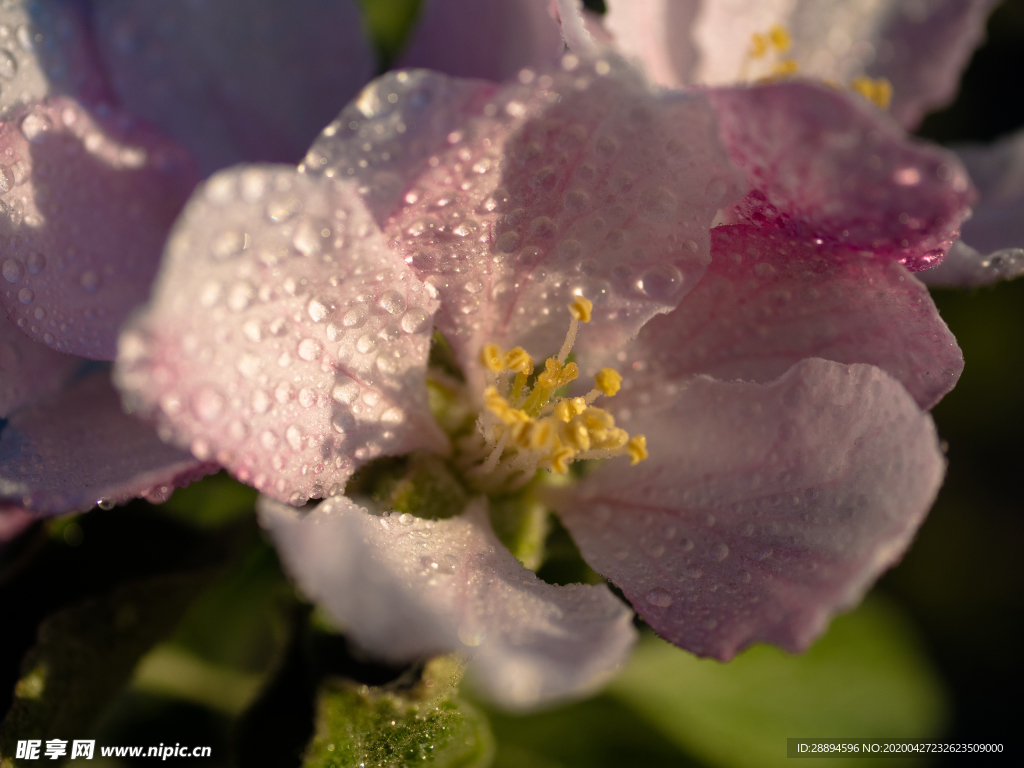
[{"left": 303, "top": 657, "right": 493, "bottom": 768}]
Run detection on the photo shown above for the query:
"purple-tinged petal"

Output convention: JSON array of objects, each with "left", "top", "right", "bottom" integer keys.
[
  {"left": 545, "top": 358, "right": 943, "bottom": 661},
  {"left": 0, "top": 505, "right": 35, "bottom": 543},
  {"left": 552, "top": 0, "right": 600, "bottom": 57},
  {"left": 600, "top": 0, "right": 996, "bottom": 130},
  {"left": 116, "top": 166, "right": 444, "bottom": 506},
  {"left": 0, "top": 0, "right": 113, "bottom": 115},
  {"left": 0, "top": 371, "right": 214, "bottom": 515},
  {"left": 91, "top": 0, "right": 374, "bottom": 175},
  {"left": 0, "top": 97, "right": 198, "bottom": 360},
  {"left": 0, "top": 313, "right": 79, "bottom": 417},
  {"left": 920, "top": 130, "right": 1024, "bottom": 287},
  {"left": 864, "top": 0, "right": 997, "bottom": 129},
  {"left": 612, "top": 224, "right": 961, "bottom": 410},
  {"left": 708, "top": 82, "right": 973, "bottom": 271},
  {"left": 260, "top": 495, "right": 637, "bottom": 709},
  {"left": 919, "top": 240, "right": 1024, "bottom": 288},
  {"left": 304, "top": 64, "right": 740, "bottom": 384},
  {"left": 399, "top": 0, "right": 564, "bottom": 82},
  {"left": 602, "top": 0, "right": 700, "bottom": 89}
]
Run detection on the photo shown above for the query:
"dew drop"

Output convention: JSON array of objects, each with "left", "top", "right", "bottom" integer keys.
[
  {"left": 26, "top": 252, "right": 44, "bottom": 274},
  {"left": 378, "top": 290, "right": 406, "bottom": 315},
  {"left": 645, "top": 588, "right": 673, "bottom": 608},
  {"left": 21, "top": 112, "right": 52, "bottom": 143},
  {"left": 400, "top": 308, "right": 429, "bottom": 334},
  {"left": 211, "top": 230, "right": 246, "bottom": 260},
  {"left": 356, "top": 334, "right": 377, "bottom": 354},
  {"left": 496, "top": 230, "right": 520, "bottom": 253},
  {"left": 342, "top": 307, "right": 367, "bottom": 328},
  {"left": 710, "top": 542, "right": 729, "bottom": 562},
  {"left": 285, "top": 425, "right": 303, "bottom": 450},
  {"left": 79, "top": 270, "right": 100, "bottom": 293},
  {"left": 332, "top": 378, "right": 359, "bottom": 404},
  {"left": 705, "top": 177, "right": 728, "bottom": 203},
  {"left": 2, "top": 258, "right": 23, "bottom": 283},
  {"left": 563, "top": 190, "right": 589, "bottom": 213},
  {"left": 17, "top": 286, "right": 32, "bottom": 304},
  {"left": 266, "top": 196, "right": 302, "bottom": 222},
  {"left": 638, "top": 264, "right": 683, "bottom": 300},
  {"left": 381, "top": 406, "right": 404, "bottom": 424},
  {"left": 297, "top": 338, "right": 322, "bottom": 361},
  {"left": 307, "top": 297, "right": 329, "bottom": 322},
  {"left": 293, "top": 218, "right": 331, "bottom": 256},
  {"left": 192, "top": 387, "right": 224, "bottom": 421}
]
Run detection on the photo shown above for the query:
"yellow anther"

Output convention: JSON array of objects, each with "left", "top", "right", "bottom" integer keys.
[
  {"left": 510, "top": 419, "right": 533, "bottom": 449},
  {"left": 626, "top": 435, "right": 649, "bottom": 465},
  {"left": 770, "top": 59, "right": 799, "bottom": 78},
  {"left": 583, "top": 407, "right": 614, "bottom": 430},
  {"left": 481, "top": 343, "right": 504, "bottom": 373},
  {"left": 594, "top": 368, "right": 622, "bottom": 397},
  {"left": 528, "top": 419, "right": 557, "bottom": 451},
  {"left": 537, "top": 358, "right": 579, "bottom": 390},
  {"left": 561, "top": 417, "right": 592, "bottom": 452},
  {"left": 568, "top": 295, "right": 593, "bottom": 323},
  {"left": 484, "top": 387, "right": 527, "bottom": 425},
  {"left": 503, "top": 346, "right": 534, "bottom": 375},
  {"left": 850, "top": 76, "right": 893, "bottom": 110},
  {"left": 554, "top": 400, "right": 573, "bottom": 422},
  {"left": 599, "top": 427, "right": 630, "bottom": 450},
  {"left": 768, "top": 24, "right": 791, "bottom": 53},
  {"left": 749, "top": 32, "right": 768, "bottom": 59},
  {"left": 548, "top": 445, "right": 576, "bottom": 474}
]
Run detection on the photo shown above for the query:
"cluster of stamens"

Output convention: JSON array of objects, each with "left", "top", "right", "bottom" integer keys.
[
  {"left": 461, "top": 295, "right": 647, "bottom": 490},
  {"left": 744, "top": 24, "right": 894, "bottom": 110}
]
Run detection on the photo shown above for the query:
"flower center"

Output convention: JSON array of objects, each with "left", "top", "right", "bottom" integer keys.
[{"left": 456, "top": 294, "right": 647, "bottom": 493}]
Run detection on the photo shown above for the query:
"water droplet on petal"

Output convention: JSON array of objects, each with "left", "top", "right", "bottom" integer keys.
[
  {"left": 332, "top": 378, "right": 359, "bottom": 404},
  {"left": 637, "top": 186, "right": 677, "bottom": 222},
  {"left": 21, "top": 112, "right": 52, "bottom": 143},
  {"left": 342, "top": 307, "right": 367, "bottom": 328},
  {"left": 0, "top": 49, "right": 18, "bottom": 80},
  {"left": 378, "top": 290, "right": 406, "bottom": 315},
  {"left": 297, "top": 338, "right": 322, "bottom": 361},
  {"left": 356, "top": 334, "right": 377, "bottom": 354},
  {"left": 710, "top": 542, "right": 729, "bottom": 562},
  {"left": 79, "top": 270, "right": 100, "bottom": 292},
  {"left": 638, "top": 264, "right": 683, "bottom": 300},
  {"left": 26, "top": 252, "right": 44, "bottom": 274},
  {"left": 307, "top": 298, "right": 329, "bottom": 322},
  {"left": 400, "top": 308, "right": 429, "bottom": 334},
  {"left": 3, "top": 258, "right": 23, "bottom": 283},
  {"left": 17, "top": 287, "right": 33, "bottom": 304},
  {"left": 211, "top": 230, "right": 246, "bottom": 260}
]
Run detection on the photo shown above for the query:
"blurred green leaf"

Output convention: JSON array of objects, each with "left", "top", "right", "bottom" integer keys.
[
  {"left": 304, "top": 658, "right": 493, "bottom": 768},
  {"left": 358, "top": 0, "right": 422, "bottom": 66},
  {"left": 607, "top": 597, "right": 948, "bottom": 768},
  {"left": 158, "top": 471, "right": 257, "bottom": 529},
  {"left": 0, "top": 572, "right": 213, "bottom": 763}
]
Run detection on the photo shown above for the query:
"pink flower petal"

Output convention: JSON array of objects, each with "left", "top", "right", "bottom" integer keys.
[
  {"left": 919, "top": 239, "right": 1024, "bottom": 288},
  {"left": 305, "top": 64, "right": 740, "bottom": 383},
  {"left": 399, "top": 0, "right": 565, "bottom": 82},
  {"left": 708, "top": 82, "right": 974, "bottom": 271},
  {"left": 260, "top": 495, "right": 637, "bottom": 709},
  {"left": 600, "top": 0, "right": 995, "bottom": 130},
  {"left": 0, "top": 97, "right": 198, "bottom": 360},
  {"left": 920, "top": 130, "right": 1024, "bottom": 287},
  {"left": 615, "top": 224, "right": 962, "bottom": 410},
  {"left": 0, "top": 0, "right": 112, "bottom": 114},
  {"left": 602, "top": 0, "right": 700, "bottom": 88},
  {"left": 116, "top": 166, "right": 445, "bottom": 506},
  {"left": 0, "top": 371, "right": 213, "bottom": 515},
  {"left": 0, "top": 313, "right": 79, "bottom": 417},
  {"left": 545, "top": 358, "right": 943, "bottom": 661},
  {"left": 91, "top": 0, "right": 375, "bottom": 175}
]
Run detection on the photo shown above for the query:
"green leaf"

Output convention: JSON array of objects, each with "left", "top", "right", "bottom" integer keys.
[
  {"left": 358, "top": 0, "right": 423, "bottom": 67},
  {"left": 303, "top": 658, "right": 493, "bottom": 768},
  {"left": 607, "top": 596, "right": 949, "bottom": 768},
  {"left": 0, "top": 572, "right": 213, "bottom": 762}
]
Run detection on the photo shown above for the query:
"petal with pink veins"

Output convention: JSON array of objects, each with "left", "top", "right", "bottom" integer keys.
[
  {"left": 545, "top": 358, "right": 943, "bottom": 661},
  {"left": 399, "top": 0, "right": 565, "bottom": 82},
  {"left": 708, "top": 82, "right": 974, "bottom": 271},
  {"left": 0, "top": 371, "right": 214, "bottom": 515},
  {"left": 600, "top": 0, "right": 996, "bottom": 129},
  {"left": 304, "top": 63, "right": 741, "bottom": 384},
  {"left": 0, "top": 0, "right": 112, "bottom": 115},
  {"left": 0, "top": 97, "right": 198, "bottom": 360},
  {"left": 0, "top": 313, "right": 79, "bottom": 417},
  {"left": 116, "top": 166, "right": 445, "bottom": 506},
  {"left": 91, "top": 0, "right": 374, "bottom": 175},
  {"left": 260, "top": 495, "right": 637, "bottom": 709},
  {"left": 611, "top": 224, "right": 962, "bottom": 410},
  {"left": 922, "top": 130, "right": 1024, "bottom": 287}
]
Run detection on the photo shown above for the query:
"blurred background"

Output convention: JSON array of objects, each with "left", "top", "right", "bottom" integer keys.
[{"left": 1, "top": 1, "right": 1022, "bottom": 766}]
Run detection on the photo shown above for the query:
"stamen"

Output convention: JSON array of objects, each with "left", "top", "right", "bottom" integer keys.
[
  {"left": 471, "top": 295, "right": 648, "bottom": 482},
  {"left": 594, "top": 368, "right": 622, "bottom": 397},
  {"left": 768, "top": 24, "right": 791, "bottom": 53},
  {"left": 558, "top": 295, "right": 592, "bottom": 363},
  {"left": 850, "top": 76, "right": 893, "bottom": 110}
]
